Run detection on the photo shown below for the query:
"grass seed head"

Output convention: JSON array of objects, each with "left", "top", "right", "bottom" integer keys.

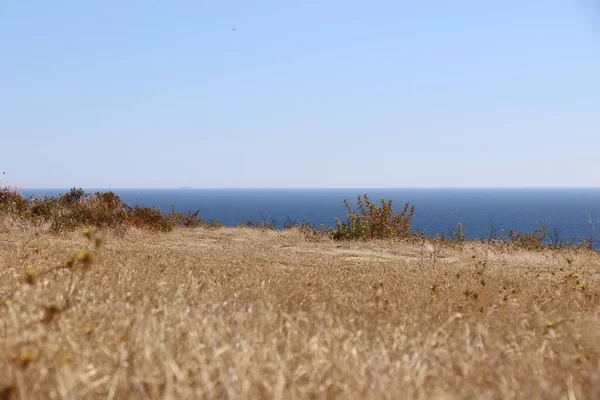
[
  {"left": 24, "top": 267, "right": 37, "bottom": 285},
  {"left": 17, "top": 351, "right": 37, "bottom": 368},
  {"left": 75, "top": 250, "right": 95, "bottom": 268},
  {"left": 59, "top": 354, "right": 71, "bottom": 366},
  {"left": 83, "top": 227, "right": 93, "bottom": 240},
  {"left": 65, "top": 258, "right": 75, "bottom": 269}
]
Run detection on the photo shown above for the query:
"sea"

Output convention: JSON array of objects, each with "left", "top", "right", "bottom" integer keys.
[{"left": 21, "top": 188, "right": 600, "bottom": 244}]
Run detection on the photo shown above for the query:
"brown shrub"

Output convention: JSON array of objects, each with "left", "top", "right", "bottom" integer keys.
[{"left": 126, "top": 205, "right": 176, "bottom": 232}]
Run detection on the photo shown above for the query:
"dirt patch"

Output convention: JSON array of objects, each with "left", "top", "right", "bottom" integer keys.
[{"left": 280, "top": 244, "right": 460, "bottom": 264}]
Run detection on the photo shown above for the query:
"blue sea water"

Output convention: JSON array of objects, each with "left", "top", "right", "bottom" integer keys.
[{"left": 21, "top": 188, "right": 600, "bottom": 243}]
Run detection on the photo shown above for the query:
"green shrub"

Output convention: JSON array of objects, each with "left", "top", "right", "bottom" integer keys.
[
  {"left": 453, "top": 223, "right": 466, "bottom": 242},
  {"left": 333, "top": 194, "right": 415, "bottom": 240}
]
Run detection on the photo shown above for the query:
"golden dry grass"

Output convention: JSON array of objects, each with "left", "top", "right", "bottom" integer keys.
[{"left": 1, "top": 223, "right": 600, "bottom": 399}]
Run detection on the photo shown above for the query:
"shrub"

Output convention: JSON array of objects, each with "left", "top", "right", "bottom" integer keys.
[
  {"left": 453, "top": 223, "right": 466, "bottom": 242},
  {"left": 29, "top": 197, "right": 60, "bottom": 220},
  {"left": 333, "top": 194, "right": 415, "bottom": 240},
  {"left": 59, "top": 188, "right": 87, "bottom": 205},
  {"left": 0, "top": 187, "right": 29, "bottom": 215},
  {"left": 283, "top": 216, "right": 298, "bottom": 230},
  {"left": 240, "top": 216, "right": 256, "bottom": 228},
  {"left": 50, "top": 193, "right": 128, "bottom": 232},
  {"left": 95, "top": 191, "right": 124, "bottom": 209},
  {"left": 239, "top": 216, "right": 277, "bottom": 230},
  {"left": 258, "top": 216, "right": 278, "bottom": 230},
  {"left": 179, "top": 209, "right": 204, "bottom": 227},
  {"left": 508, "top": 222, "right": 547, "bottom": 250},
  {"left": 126, "top": 205, "right": 175, "bottom": 232},
  {"left": 1, "top": 186, "right": 203, "bottom": 233},
  {"left": 572, "top": 233, "right": 596, "bottom": 252},
  {"left": 207, "top": 218, "right": 221, "bottom": 229}
]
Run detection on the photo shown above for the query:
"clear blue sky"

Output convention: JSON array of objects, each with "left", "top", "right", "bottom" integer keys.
[{"left": 1, "top": 1, "right": 598, "bottom": 188}]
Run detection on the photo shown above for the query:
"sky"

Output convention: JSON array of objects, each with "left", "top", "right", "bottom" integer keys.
[{"left": 1, "top": 1, "right": 599, "bottom": 188}]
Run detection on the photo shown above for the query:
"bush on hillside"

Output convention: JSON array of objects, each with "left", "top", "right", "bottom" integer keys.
[
  {"left": 50, "top": 192, "right": 129, "bottom": 231},
  {"left": 126, "top": 205, "right": 177, "bottom": 232},
  {"left": 1, "top": 184, "right": 597, "bottom": 251},
  {"left": 0, "top": 187, "right": 29, "bottom": 216},
  {"left": 508, "top": 222, "right": 548, "bottom": 251},
  {"left": 59, "top": 187, "right": 87, "bottom": 205},
  {"left": 333, "top": 194, "right": 415, "bottom": 240}
]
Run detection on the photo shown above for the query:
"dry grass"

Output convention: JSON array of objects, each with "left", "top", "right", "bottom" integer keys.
[{"left": 1, "top": 223, "right": 600, "bottom": 399}]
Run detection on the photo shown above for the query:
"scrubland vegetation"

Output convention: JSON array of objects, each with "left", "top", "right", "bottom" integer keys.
[{"left": 1, "top": 187, "right": 600, "bottom": 399}]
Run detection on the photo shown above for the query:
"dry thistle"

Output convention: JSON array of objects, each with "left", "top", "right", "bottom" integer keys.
[
  {"left": 75, "top": 250, "right": 95, "bottom": 268},
  {"left": 83, "top": 228, "right": 104, "bottom": 248},
  {"left": 17, "top": 351, "right": 37, "bottom": 369},
  {"left": 83, "top": 227, "right": 93, "bottom": 240},
  {"left": 59, "top": 354, "right": 71, "bottom": 367}
]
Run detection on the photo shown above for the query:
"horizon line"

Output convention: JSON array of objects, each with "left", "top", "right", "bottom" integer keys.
[{"left": 16, "top": 186, "right": 600, "bottom": 190}]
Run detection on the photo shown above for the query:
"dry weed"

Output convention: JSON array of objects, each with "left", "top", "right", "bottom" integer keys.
[{"left": 1, "top": 224, "right": 600, "bottom": 399}]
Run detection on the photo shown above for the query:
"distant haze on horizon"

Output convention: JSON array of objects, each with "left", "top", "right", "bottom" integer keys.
[{"left": 1, "top": 1, "right": 599, "bottom": 189}]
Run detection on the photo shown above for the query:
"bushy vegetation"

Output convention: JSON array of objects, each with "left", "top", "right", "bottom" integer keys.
[
  {"left": 0, "top": 186, "right": 597, "bottom": 251},
  {"left": 1, "top": 188, "right": 184, "bottom": 233},
  {"left": 0, "top": 186, "right": 29, "bottom": 214},
  {"left": 333, "top": 194, "right": 415, "bottom": 240}
]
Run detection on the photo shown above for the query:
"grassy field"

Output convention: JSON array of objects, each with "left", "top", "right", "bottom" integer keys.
[{"left": 1, "top": 222, "right": 600, "bottom": 399}]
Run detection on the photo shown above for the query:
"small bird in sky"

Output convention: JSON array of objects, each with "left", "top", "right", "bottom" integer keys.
[{"left": 232, "top": 28, "right": 236, "bottom": 31}]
